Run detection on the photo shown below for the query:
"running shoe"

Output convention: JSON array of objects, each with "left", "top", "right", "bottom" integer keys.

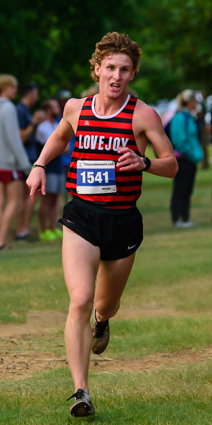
[
  {"left": 180, "top": 221, "right": 196, "bottom": 228},
  {"left": 174, "top": 220, "right": 195, "bottom": 228},
  {"left": 54, "top": 228, "right": 63, "bottom": 239},
  {"left": 15, "top": 233, "right": 40, "bottom": 242},
  {"left": 0, "top": 243, "right": 12, "bottom": 251},
  {"left": 67, "top": 388, "right": 95, "bottom": 417},
  {"left": 92, "top": 308, "right": 110, "bottom": 355},
  {"left": 39, "top": 229, "right": 57, "bottom": 241}
]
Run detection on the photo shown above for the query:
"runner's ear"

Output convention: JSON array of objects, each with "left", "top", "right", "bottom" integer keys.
[
  {"left": 129, "top": 70, "right": 136, "bottom": 82},
  {"left": 95, "top": 63, "right": 100, "bottom": 78}
]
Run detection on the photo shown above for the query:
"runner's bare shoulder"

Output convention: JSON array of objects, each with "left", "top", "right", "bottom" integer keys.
[
  {"left": 63, "top": 98, "right": 86, "bottom": 128},
  {"left": 134, "top": 99, "right": 162, "bottom": 132},
  {"left": 64, "top": 98, "right": 85, "bottom": 116}
]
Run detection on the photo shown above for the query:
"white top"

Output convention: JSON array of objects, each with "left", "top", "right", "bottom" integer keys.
[
  {"left": 92, "top": 94, "right": 130, "bottom": 120},
  {"left": 36, "top": 120, "right": 59, "bottom": 145}
]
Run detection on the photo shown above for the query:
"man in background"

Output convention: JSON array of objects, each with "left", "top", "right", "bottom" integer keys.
[
  {"left": 0, "top": 75, "right": 31, "bottom": 250},
  {"left": 36, "top": 99, "right": 64, "bottom": 241},
  {"left": 16, "top": 83, "right": 46, "bottom": 241}
]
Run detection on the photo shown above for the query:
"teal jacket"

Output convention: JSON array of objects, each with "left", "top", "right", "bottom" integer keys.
[{"left": 170, "top": 108, "right": 203, "bottom": 164}]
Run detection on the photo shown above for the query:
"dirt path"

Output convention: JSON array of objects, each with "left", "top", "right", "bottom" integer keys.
[
  {"left": 0, "top": 305, "right": 208, "bottom": 338},
  {"left": 0, "top": 309, "right": 212, "bottom": 381},
  {"left": 1, "top": 346, "right": 212, "bottom": 382}
]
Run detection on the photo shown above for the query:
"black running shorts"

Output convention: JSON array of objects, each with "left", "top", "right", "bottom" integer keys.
[{"left": 58, "top": 196, "right": 143, "bottom": 261}]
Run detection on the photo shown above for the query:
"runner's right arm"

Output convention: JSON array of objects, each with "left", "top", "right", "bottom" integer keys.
[{"left": 26, "top": 100, "right": 77, "bottom": 202}]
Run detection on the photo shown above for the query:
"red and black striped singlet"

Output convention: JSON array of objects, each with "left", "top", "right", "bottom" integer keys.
[{"left": 66, "top": 94, "right": 143, "bottom": 209}]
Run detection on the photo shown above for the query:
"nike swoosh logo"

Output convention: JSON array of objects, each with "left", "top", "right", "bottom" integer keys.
[{"left": 127, "top": 244, "right": 137, "bottom": 250}]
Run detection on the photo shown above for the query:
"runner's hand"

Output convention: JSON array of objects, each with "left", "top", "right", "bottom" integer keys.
[
  {"left": 117, "top": 147, "right": 144, "bottom": 171},
  {"left": 26, "top": 168, "right": 46, "bottom": 203}
]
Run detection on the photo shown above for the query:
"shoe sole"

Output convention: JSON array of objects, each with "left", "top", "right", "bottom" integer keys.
[{"left": 70, "top": 399, "right": 95, "bottom": 417}]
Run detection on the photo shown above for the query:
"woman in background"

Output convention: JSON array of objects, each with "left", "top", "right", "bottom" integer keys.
[{"left": 170, "top": 89, "right": 203, "bottom": 227}]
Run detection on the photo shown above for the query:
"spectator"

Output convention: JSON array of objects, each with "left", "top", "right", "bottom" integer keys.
[
  {"left": 170, "top": 89, "right": 204, "bottom": 227},
  {"left": 36, "top": 99, "right": 64, "bottom": 240},
  {"left": 56, "top": 90, "right": 72, "bottom": 115},
  {"left": 16, "top": 82, "right": 46, "bottom": 241},
  {"left": 0, "top": 75, "right": 31, "bottom": 250}
]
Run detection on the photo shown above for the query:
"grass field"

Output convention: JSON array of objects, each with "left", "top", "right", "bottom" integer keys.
[{"left": 0, "top": 149, "right": 212, "bottom": 424}]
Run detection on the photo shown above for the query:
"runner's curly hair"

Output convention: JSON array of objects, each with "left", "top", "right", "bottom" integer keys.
[{"left": 89, "top": 32, "right": 142, "bottom": 82}]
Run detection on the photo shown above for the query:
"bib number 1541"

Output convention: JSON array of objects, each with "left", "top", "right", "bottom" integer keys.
[
  {"left": 80, "top": 170, "right": 109, "bottom": 184},
  {"left": 76, "top": 160, "right": 117, "bottom": 194}
]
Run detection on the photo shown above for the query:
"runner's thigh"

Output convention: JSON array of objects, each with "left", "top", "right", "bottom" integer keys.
[{"left": 62, "top": 226, "right": 100, "bottom": 302}]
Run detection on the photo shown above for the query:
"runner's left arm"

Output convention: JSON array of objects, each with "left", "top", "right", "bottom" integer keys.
[{"left": 117, "top": 102, "right": 178, "bottom": 178}]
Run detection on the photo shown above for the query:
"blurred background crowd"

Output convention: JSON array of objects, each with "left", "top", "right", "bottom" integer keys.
[
  {"left": 0, "top": 0, "right": 211, "bottom": 250},
  {"left": 0, "top": 78, "right": 101, "bottom": 250},
  {"left": 0, "top": 74, "right": 210, "bottom": 250}
]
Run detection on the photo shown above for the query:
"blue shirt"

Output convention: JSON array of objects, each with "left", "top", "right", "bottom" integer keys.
[
  {"left": 56, "top": 116, "right": 75, "bottom": 167},
  {"left": 17, "top": 102, "right": 38, "bottom": 164},
  {"left": 61, "top": 134, "right": 75, "bottom": 166}
]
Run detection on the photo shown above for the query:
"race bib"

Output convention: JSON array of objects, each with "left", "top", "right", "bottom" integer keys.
[{"left": 76, "top": 160, "right": 117, "bottom": 194}]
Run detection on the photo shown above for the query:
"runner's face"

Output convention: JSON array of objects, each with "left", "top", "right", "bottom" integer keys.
[{"left": 95, "top": 54, "right": 135, "bottom": 98}]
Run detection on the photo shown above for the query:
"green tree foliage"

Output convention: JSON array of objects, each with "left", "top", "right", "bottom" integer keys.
[
  {"left": 128, "top": 0, "right": 212, "bottom": 102},
  {"left": 0, "top": 0, "right": 137, "bottom": 98},
  {"left": 0, "top": 0, "right": 211, "bottom": 103}
]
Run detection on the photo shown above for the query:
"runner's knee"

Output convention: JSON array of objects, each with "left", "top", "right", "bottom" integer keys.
[
  {"left": 95, "top": 300, "right": 120, "bottom": 320},
  {"left": 69, "top": 294, "right": 94, "bottom": 320}
]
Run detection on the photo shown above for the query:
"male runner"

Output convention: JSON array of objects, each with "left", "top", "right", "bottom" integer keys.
[{"left": 26, "top": 32, "right": 178, "bottom": 417}]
